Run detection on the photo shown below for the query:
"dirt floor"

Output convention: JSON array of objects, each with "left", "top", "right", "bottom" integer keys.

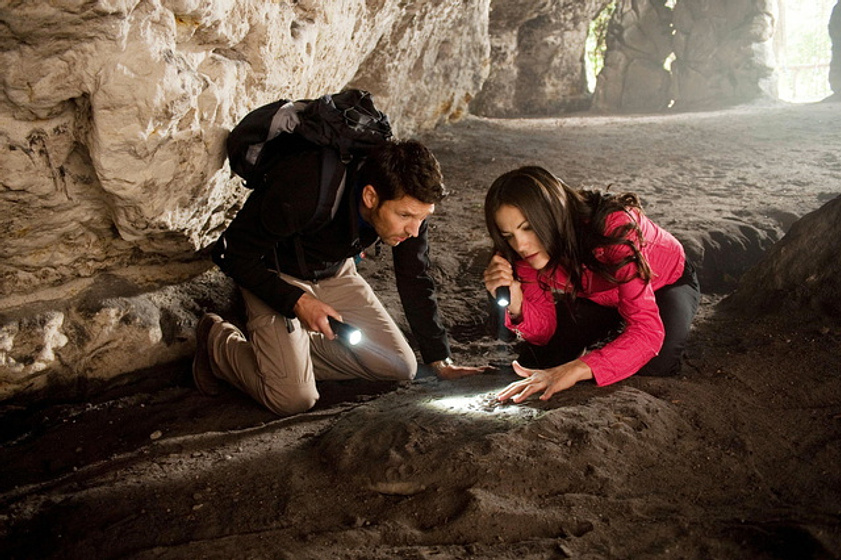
[{"left": 1, "top": 100, "right": 840, "bottom": 560}]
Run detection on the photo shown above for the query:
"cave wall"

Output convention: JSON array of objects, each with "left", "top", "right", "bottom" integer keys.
[
  {"left": 591, "top": 0, "right": 674, "bottom": 112},
  {"left": 830, "top": 0, "right": 841, "bottom": 96},
  {"left": 470, "top": 0, "right": 605, "bottom": 117},
  {"left": 592, "top": 0, "right": 780, "bottom": 112},
  {"left": 670, "top": 0, "right": 779, "bottom": 109}
]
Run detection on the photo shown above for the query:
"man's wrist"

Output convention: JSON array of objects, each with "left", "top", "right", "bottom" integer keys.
[{"left": 429, "top": 357, "right": 454, "bottom": 372}]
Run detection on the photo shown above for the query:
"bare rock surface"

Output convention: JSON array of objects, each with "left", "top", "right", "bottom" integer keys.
[
  {"left": 726, "top": 194, "right": 841, "bottom": 319},
  {"left": 471, "top": 0, "right": 604, "bottom": 117},
  {"left": 670, "top": 0, "right": 778, "bottom": 108}
]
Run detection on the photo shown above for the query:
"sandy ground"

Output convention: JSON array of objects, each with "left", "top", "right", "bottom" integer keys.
[{"left": 1, "top": 100, "right": 841, "bottom": 560}]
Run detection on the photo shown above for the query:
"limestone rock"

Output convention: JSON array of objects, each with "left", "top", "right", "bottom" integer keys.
[
  {"left": 671, "top": 0, "right": 778, "bottom": 108},
  {"left": 471, "top": 0, "right": 604, "bottom": 117},
  {"left": 592, "top": 0, "right": 673, "bottom": 113},
  {"left": 829, "top": 0, "right": 841, "bottom": 95},
  {"left": 593, "top": 0, "right": 779, "bottom": 113},
  {"left": 0, "top": 266, "right": 239, "bottom": 401},
  {"left": 725, "top": 195, "right": 841, "bottom": 320},
  {"left": 349, "top": 0, "right": 491, "bottom": 130}
]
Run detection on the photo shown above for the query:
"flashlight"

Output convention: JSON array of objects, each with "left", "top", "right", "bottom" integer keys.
[
  {"left": 495, "top": 285, "right": 511, "bottom": 308},
  {"left": 328, "top": 316, "right": 362, "bottom": 346}
]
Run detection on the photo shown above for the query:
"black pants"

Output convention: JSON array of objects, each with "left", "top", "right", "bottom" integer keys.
[{"left": 516, "top": 262, "right": 700, "bottom": 377}]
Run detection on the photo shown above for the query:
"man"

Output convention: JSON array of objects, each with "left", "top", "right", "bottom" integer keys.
[{"left": 193, "top": 139, "right": 484, "bottom": 415}]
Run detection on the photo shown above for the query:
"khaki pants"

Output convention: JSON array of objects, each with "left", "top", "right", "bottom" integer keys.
[{"left": 207, "top": 259, "right": 417, "bottom": 415}]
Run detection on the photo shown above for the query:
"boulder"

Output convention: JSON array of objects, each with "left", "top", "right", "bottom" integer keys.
[
  {"left": 471, "top": 0, "right": 603, "bottom": 117},
  {"left": 725, "top": 195, "right": 841, "bottom": 321},
  {"left": 592, "top": 0, "right": 673, "bottom": 113},
  {"left": 671, "top": 0, "right": 778, "bottom": 108}
]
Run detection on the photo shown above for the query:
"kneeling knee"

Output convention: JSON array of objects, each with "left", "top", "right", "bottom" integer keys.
[
  {"left": 266, "top": 387, "right": 319, "bottom": 416},
  {"left": 392, "top": 353, "right": 417, "bottom": 381}
]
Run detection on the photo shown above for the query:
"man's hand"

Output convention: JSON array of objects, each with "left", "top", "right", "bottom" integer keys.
[
  {"left": 497, "top": 359, "right": 593, "bottom": 403},
  {"left": 432, "top": 359, "right": 492, "bottom": 380},
  {"left": 293, "top": 293, "right": 341, "bottom": 339}
]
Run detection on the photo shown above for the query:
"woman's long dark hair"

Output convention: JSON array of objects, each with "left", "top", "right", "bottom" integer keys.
[{"left": 484, "top": 166, "right": 652, "bottom": 300}]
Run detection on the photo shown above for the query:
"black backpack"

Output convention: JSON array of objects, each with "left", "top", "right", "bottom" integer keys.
[{"left": 225, "top": 89, "right": 393, "bottom": 233}]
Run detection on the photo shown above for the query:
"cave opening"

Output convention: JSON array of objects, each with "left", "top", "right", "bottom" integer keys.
[{"left": 775, "top": 0, "right": 835, "bottom": 103}]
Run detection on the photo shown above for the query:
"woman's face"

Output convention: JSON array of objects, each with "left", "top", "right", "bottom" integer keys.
[{"left": 495, "top": 204, "right": 550, "bottom": 270}]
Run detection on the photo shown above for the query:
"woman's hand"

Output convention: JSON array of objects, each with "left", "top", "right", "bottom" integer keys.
[
  {"left": 483, "top": 254, "right": 523, "bottom": 317},
  {"left": 497, "top": 359, "right": 593, "bottom": 403}
]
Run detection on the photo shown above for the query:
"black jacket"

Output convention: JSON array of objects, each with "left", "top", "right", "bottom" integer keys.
[{"left": 212, "top": 150, "right": 451, "bottom": 363}]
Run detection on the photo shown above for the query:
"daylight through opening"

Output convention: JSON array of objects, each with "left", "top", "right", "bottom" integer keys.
[
  {"left": 585, "top": 1, "right": 617, "bottom": 93},
  {"left": 776, "top": 0, "right": 835, "bottom": 103}
]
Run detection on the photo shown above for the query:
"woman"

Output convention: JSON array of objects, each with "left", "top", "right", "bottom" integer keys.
[{"left": 483, "top": 166, "right": 700, "bottom": 404}]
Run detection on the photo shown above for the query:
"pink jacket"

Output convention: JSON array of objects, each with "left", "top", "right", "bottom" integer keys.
[{"left": 504, "top": 209, "right": 685, "bottom": 386}]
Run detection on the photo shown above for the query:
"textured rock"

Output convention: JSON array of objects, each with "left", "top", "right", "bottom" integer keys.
[
  {"left": 0, "top": 265, "right": 240, "bottom": 400},
  {"left": 349, "top": 0, "right": 491, "bottom": 129},
  {"left": 671, "top": 0, "right": 778, "bottom": 108},
  {"left": 481, "top": 0, "right": 782, "bottom": 116},
  {"left": 725, "top": 195, "right": 841, "bottom": 320},
  {"left": 471, "top": 0, "right": 603, "bottom": 117},
  {"left": 592, "top": 0, "right": 674, "bottom": 113},
  {"left": 830, "top": 0, "right": 841, "bottom": 95}
]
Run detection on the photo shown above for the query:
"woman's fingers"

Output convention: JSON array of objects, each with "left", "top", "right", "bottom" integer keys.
[
  {"left": 485, "top": 255, "right": 513, "bottom": 279},
  {"left": 484, "top": 256, "right": 517, "bottom": 298},
  {"left": 512, "top": 360, "right": 534, "bottom": 379},
  {"left": 497, "top": 369, "right": 547, "bottom": 403},
  {"left": 499, "top": 361, "right": 589, "bottom": 404},
  {"left": 497, "top": 377, "right": 528, "bottom": 400},
  {"left": 490, "top": 253, "right": 510, "bottom": 266},
  {"left": 497, "top": 379, "right": 534, "bottom": 402},
  {"left": 539, "top": 384, "right": 560, "bottom": 401},
  {"left": 511, "top": 383, "right": 541, "bottom": 403}
]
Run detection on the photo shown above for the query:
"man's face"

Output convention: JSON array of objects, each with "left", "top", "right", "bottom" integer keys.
[{"left": 361, "top": 185, "right": 435, "bottom": 246}]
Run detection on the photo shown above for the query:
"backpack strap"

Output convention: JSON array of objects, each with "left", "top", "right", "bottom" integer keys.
[
  {"left": 303, "top": 147, "right": 346, "bottom": 233},
  {"left": 287, "top": 147, "right": 351, "bottom": 281}
]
